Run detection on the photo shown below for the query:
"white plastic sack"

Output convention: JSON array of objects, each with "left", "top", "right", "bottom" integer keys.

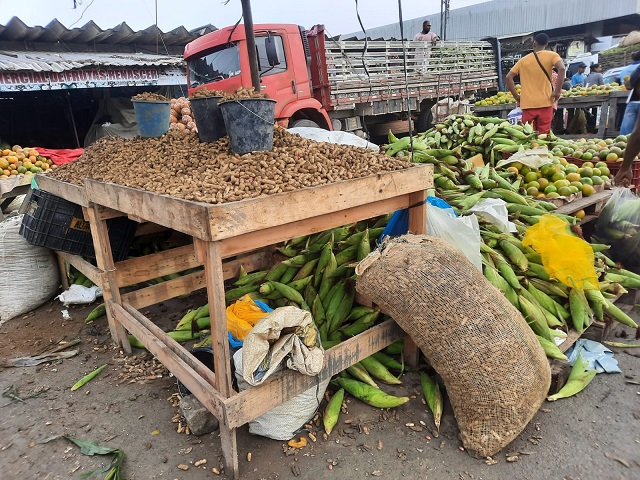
[
  {"left": 241, "top": 306, "right": 325, "bottom": 386},
  {"left": 425, "top": 204, "right": 482, "bottom": 271},
  {"left": 0, "top": 215, "right": 60, "bottom": 324},
  {"left": 469, "top": 198, "right": 517, "bottom": 233},
  {"left": 496, "top": 147, "right": 554, "bottom": 170},
  {"left": 57, "top": 284, "right": 103, "bottom": 306},
  {"left": 287, "top": 127, "right": 380, "bottom": 152},
  {"left": 233, "top": 348, "right": 330, "bottom": 440}
]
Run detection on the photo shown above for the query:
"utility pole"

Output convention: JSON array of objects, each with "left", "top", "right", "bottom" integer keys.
[
  {"left": 440, "top": 0, "right": 450, "bottom": 41},
  {"left": 240, "top": 0, "right": 261, "bottom": 91}
]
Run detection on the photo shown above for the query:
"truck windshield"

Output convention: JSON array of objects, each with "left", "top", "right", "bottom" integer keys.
[{"left": 188, "top": 43, "right": 241, "bottom": 87}]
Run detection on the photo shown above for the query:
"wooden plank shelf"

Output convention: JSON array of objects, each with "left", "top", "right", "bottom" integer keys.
[
  {"left": 66, "top": 164, "right": 435, "bottom": 479},
  {"left": 554, "top": 189, "right": 612, "bottom": 216}
]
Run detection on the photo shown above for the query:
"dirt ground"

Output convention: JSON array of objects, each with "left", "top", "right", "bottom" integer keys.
[{"left": 1, "top": 295, "right": 639, "bottom": 480}]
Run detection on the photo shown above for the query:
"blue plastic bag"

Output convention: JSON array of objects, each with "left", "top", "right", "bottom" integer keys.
[{"left": 379, "top": 196, "right": 456, "bottom": 244}]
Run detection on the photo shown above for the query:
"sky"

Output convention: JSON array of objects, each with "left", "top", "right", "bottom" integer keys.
[{"left": 0, "top": 0, "right": 490, "bottom": 37}]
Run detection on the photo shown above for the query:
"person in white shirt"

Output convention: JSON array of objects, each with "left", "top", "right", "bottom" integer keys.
[
  {"left": 413, "top": 21, "right": 440, "bottom": 74},
  {"left": 414, "top": 21, "right": 440, "bottom": 44}
]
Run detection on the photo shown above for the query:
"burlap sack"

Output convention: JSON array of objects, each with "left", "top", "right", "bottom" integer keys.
[{"left": 355, "top": 234, "right": 550, "bottom": 457}]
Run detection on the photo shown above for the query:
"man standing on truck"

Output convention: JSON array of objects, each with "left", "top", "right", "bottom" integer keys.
[
  {"left": 414, "top": 21, "right": 440, "bottom": 44},
  {"left": 505, "top": 33, "right": 565, "bottom": 134}
]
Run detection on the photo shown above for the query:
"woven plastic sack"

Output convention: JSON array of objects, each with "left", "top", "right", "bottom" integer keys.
[
  {"left": 355, "top": 234, "right": 550, "bottom": 457},
  {"left": 0, "top": 215, "right": 60, "bottom": 324},
  {"left": 233, "top": 348, "right": 329, "bottom": 440},
  {"left": 523, "top": 214, "right": 599, "bottom": 291},
  {"left": 226, "top": 294, "right": 268, "bottom": 340}
]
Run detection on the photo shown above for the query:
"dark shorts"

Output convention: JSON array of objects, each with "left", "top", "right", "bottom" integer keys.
[{"left": 522, "top": 106, "right": 554, "bottom": 134}]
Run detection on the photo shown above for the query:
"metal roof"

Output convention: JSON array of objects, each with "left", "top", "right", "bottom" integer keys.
[
  {"left": 341, "top": 0, "right": 640, "bottom": 41},
  {"left": 0, "top": 16, "right": 215, "bottom": 46},
  {"left": 0, "top": 50, "right": 184, "bottom": 72}
]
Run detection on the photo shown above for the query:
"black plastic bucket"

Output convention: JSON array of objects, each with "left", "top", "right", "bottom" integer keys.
[
  {"left": 219, "top": 98, "right": 276, "bottom": 155},
  {"left": 189, "top": 96, "right": 226, "bottom": 142}
]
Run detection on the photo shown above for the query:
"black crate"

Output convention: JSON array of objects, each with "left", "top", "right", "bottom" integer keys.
[{"left": 20, "top": 189, "right": 137, "bottom": 262}]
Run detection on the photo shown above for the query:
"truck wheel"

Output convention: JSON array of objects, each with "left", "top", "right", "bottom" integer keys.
[
  {"left": 416, "top": 109, "right": 434, "bottom": 133},
  {"left": 289, "top": 119, "right": 322, "bottom": 129}
]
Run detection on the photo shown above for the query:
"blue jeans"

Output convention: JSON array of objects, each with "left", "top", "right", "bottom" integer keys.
[{"left": 620, "top": 101, "right": 640, "bottom": 135}]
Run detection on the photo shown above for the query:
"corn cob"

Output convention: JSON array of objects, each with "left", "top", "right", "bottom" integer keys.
[
  {"left": 372, "top": 351, "right": 405, "bottom": 371},
  {"left": 499, "top": 239, "right": 528, "bottom": 271},
  {"left": 569, "top": 289, "right": 592, "bottom": 333},
  {"left": 518, "top": 295, "right": 553, "bottom": 341},
  {"left": 85, "top": 303, "right": 106, "bottom": 323},
  {"left": 347, "top": 363, "right": 379, "bottom": 388},
  {"left": 265, "top": 262, "right": 289, "bottom": 282},
  {"left": 293, "top": 258, "right": 320, "bottom": 281},
  {"left": 318, "top": 252, "right": 337, "bottom": 301},
  {"left": 323, "top": 388, "right": 344, "bottom": 435},
  {"left": 234, "top": 270, "right": 268, "bottom": 287},
  {"left": 357, "top": 228, "right": 371, "bottom": 262},
  {"left": 328, "top": 281, "right": 356, "bottom": 335},
  {"left": 536, "top": 335, "right": 567, "bottom": 360},
  {"left": 420, "top": 371, "right": 443, "bottom": 432},
  {"left": 335, "top": 378, "right": 409, "bottom": 408},
  {"left": 360, "top": 356, "right": 402, "bottom": 385},
  {"left": 547, "top": 353, "right": 596, "bottom": 401}
]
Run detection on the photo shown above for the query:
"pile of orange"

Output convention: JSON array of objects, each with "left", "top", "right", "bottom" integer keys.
[{"left": 0, "top": 145, "right": 55, "bottom": 179}]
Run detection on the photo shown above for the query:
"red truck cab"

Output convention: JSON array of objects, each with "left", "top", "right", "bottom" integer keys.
[{"left": 184, "top": 24, "right": 331, "bottom": 129}]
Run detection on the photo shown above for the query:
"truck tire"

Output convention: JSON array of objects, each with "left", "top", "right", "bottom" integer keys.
[
  {"left": 416, "top": 109, "right": 434, "bottom": 133},
  {"left": 290, "top": 119, "right": 321, "bottom": 129}
]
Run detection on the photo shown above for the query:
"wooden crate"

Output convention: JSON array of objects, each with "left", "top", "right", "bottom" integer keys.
[{"left": 71, "top": 165, "right": 434, "bottom": 479}]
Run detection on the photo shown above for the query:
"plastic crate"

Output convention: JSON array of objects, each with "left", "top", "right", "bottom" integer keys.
[
  {"left": 19, "top": 189, "right": 137, "bottom": 262},
  {"left": 565, "top": 157, "right": 640, "bottom": 188}
]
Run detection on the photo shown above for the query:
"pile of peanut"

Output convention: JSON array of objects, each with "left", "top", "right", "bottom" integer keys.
[
  {"left": 190, "top": 88, "right": 226, "bottom": 99},
  {"left": 132, "top": 92, "right": 169, "bottom": 102},
  {"left": 220, "top": 87, "right": 268, "bottom": 102},
  {"left": 49, "top": 127, "right": 413, "bottom": 204}
]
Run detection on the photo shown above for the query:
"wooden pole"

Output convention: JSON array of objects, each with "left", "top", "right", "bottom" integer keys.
[{"left": 241, "top": 0, "right": 261, "bottom": 91}]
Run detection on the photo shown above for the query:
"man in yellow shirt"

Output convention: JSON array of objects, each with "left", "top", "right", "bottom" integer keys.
[{"left": 505, "top": 33, "right": 565, "bottom": 133}]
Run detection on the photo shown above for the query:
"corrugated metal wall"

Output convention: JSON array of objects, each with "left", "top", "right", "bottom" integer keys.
[{"left": 342, "top": 0, "right": 640, "bottom": 41}]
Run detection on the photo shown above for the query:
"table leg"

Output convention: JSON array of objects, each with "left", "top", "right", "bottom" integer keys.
[
  {"left": 57, "top": 254, "right": 70, "bottom": 291},
  {"left": 195, "top": 238, "right": 239, "bottom": 477},
  {"left": 220, "top": 426, "right": 239, "bottom": 479},
  {"left": 85, "top": 205, "right": 131, "bottom": 353}
]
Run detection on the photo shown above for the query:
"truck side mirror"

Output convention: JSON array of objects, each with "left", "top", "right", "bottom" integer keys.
[{"left": 265, "top": 36, "right": 280, "bottom": 66}]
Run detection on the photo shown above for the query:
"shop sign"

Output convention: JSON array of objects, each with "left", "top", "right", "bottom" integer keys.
[{"left": 0, "top": 66, "right": 186, "bottom": 91}]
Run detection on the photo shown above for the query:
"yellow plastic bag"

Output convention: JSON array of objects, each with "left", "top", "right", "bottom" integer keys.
[
  {"left": 226, "top": 295, "right": 268, "bottom": 340},
  {"left": 522, "top": 214, "right": 599, "bottom": 291}
]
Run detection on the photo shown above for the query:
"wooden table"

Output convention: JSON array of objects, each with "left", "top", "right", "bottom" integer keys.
[
  {"left": 41, "top": 165, "right": 434, "bottom": 479},
  {"left": 472, "top": 94, "right": 617, "bottom": 137}
]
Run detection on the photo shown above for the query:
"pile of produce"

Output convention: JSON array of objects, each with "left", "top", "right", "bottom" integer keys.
[
  {"left": 475, "top": 82, "right": 624, "bottom": 107},
  {"left": 131, "top": 92, "right": 169, "bottom": 102},
  {"left": 220, "top": 87, "right": 268, "bottom": 102},
  {"left": 384, "top": 114, "right": 639, "bottom": 344},
  {"left": 562, "top": 83, "right": 624, "bottom": 97},
  {"left": 475, "top": 87, "right": 520, "bottom": 106},
  {"left": 48, "top": 128, "right": 412, "bottom": 204},
  {"left": 0, "top": 145, "right": 55, "bottom": 178},
  {"left": 506, "top": 159, "right": 608, "bottom": 200},
  {"left": 190, "top": 88, "right": 226, "bottom": 99},
  {"left": 549, "top": 134, "right": 633, "bottom": 162},
  {"left": 169, "top": 97, "right": 197, "bottom": 133}
]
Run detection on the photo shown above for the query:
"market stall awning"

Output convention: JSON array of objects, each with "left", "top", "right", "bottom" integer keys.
[{"left": 0, "top": 51, "right": 186, "bottom": 92}]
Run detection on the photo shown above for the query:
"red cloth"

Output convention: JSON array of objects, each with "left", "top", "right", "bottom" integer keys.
[
  {"left": 33, "top": 147, "right": 85, "bottom": 165},
  {"left": 522, "top": 106, "right": 554, "bottom": 134}
]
